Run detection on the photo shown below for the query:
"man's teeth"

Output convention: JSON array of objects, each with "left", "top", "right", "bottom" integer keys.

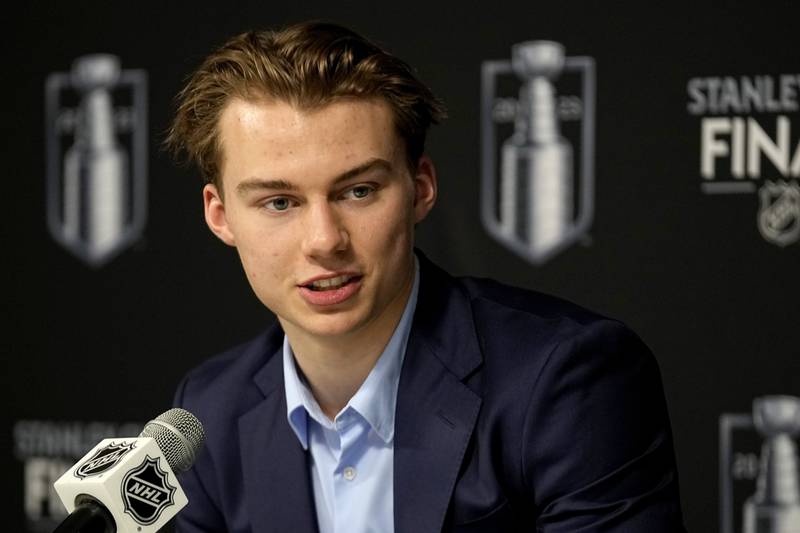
[{"left": 309, "top": 275, "right": 351, "bottom": 291}]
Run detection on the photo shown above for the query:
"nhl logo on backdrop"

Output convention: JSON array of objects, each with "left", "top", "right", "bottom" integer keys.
[
  {"left": 74, "top": 440, "right": 136, "bottom": 479},
  {"left": 758, "top": 180, "right": 800, "bottom": 246},
  {"left": 481, "top": 41, "right": 595, "bottom": 265},
  {"left": 121, "top": 455, "right": 176, "bottom": 525},
  {"left": 45, "top": 54, "right": 148, "bottom": 267}
]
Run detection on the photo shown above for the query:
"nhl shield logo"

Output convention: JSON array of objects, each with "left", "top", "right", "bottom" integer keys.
[
  {"left": 757, "top": 180, "right": 800, "bottom": 247},
  {"left": 45, "top": 54, "right": 148, "bottom": 267},
  {"left": 74, "top": 441, "right": 136, "bottom": 479},
  {"left": 481, "top": 41, "right": 595, "bottom": 265},
  {"left": 121, "top": 456, "right": 176, "bottom": 525}
]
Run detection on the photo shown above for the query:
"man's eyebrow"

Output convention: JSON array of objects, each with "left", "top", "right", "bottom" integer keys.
[
  {"left": 235, "top": 178, "right": 296, "bottom": 195},
  {"left": 332, "top": 158, "right": 393, "bottom": 184},
  {"left": 235, "top": 158, "right": 393, "bottom": 196}
]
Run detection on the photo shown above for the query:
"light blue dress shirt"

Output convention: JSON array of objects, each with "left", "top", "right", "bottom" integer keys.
[{"left": 282, "top": 259, "right": 419, "bottom": 533}]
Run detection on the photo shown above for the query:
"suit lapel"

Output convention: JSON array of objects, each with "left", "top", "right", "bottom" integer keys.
[
  {"left": 239, "top": 346, "right": 318, "bottom": 533},
  {"left": 394, "top": 256, "right": 483, "bottom": 533}
]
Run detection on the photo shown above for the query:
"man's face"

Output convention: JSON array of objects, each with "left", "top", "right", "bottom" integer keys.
[{"left": 204, "top": 97, "right": 436, "bottom": 342}]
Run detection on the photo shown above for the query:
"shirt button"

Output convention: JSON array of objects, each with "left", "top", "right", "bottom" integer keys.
[{"left": 343, "top": 466, "right": 357, "bottom": 481}]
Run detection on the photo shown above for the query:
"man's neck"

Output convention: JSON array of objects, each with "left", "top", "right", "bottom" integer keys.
[{"left": 282, "top": 268, "right": 415, "bottom": 420}]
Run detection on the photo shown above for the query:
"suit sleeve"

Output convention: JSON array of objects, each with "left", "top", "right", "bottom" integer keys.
[
  {"left": 521, "top": 319, "right": 686, "bottom": 532},
  {"left": 171, "top": 374, "right": 228, "bottom": 533}
]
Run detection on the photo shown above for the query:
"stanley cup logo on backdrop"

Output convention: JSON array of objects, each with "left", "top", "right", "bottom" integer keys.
[
  {"left": 744, "top": 397, "right": 800, "bottom": 533},
  {"left": 720, "top": 395, "right": 800, "bottom": 533},
  {"left": 481, "top": 41, "right": 595, "bottom": 265},
  {"left": 45, "top": 54, "right": 148, "bottom": 267}
]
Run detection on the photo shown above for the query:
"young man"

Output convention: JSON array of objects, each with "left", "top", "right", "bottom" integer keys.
[{"left": 166, "top": 22, "right": 686, "bottom": 532}]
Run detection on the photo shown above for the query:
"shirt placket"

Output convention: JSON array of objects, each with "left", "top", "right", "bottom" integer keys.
[{"left": 331, "top": 410, "right": 370, "bottom": 532}]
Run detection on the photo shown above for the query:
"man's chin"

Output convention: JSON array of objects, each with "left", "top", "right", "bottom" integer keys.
[{"left": 280, "top": 312, "right": 368, "bottom": 340}]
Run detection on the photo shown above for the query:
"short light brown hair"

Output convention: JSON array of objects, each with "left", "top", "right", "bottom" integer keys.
[{"left": 165, "top": 21, "right": 446, "bottom": 188}]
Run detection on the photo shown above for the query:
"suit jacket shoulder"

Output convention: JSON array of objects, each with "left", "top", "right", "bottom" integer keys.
[{"left": 436, "top": 272, "right": 685, "bottom": 531}]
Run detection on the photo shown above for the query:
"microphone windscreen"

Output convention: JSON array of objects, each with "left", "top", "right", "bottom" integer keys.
[{"left": 139, "top": 408, "right": 205, "bottom": 472}]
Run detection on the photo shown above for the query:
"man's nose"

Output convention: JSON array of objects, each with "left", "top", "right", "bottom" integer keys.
[{"left": 301, "top": 202, "right": 349, "bottom": 257}]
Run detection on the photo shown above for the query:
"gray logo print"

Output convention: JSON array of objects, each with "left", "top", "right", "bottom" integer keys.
[
  {"left": 45, "top": 54, "right": 148, "bottom": 267},
  {"left": 481, "top": 41, "right": 595, "bottom": 265}
]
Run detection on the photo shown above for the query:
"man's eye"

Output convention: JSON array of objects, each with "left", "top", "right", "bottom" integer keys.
[
  {"left": 264, "top": 197, "right": 292, "bottom": 211},
  {"left": 346, "top": 185, "right": 374, "bottom": 200}
]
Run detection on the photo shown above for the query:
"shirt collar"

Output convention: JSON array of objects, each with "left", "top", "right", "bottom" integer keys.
[{"left": 283, "top": 256, "right": 420, "bottom": 449}]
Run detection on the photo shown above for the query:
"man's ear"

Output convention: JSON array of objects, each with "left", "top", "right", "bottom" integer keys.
[
  {"left": 412, "top": 155, "right": 438, "bottom": 223},
  {"left": 203, "top": 183, "right": 236, "bottom": 246}
]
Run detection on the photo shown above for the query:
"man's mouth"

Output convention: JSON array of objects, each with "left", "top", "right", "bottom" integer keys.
[{"left": 303, "top": 275, "right": 361, "bottom": 292}]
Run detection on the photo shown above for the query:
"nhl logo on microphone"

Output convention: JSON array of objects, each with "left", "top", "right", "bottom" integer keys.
[
  {"left": 55, "top": 435, "right": 189, "bottom": 533},
  {"left": 481, "top": 41, "right": 596, "bottom": 265},
  {"left": 121, "top": 456, "right": 176, "bottom": 525},
  {"left": 74, "top": 440, "right": 136, "bottom": 479}
]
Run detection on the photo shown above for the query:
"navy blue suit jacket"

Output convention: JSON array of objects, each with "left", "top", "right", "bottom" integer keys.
[{"left": 173, "top": 255, "right": 685, "bottom": 532}]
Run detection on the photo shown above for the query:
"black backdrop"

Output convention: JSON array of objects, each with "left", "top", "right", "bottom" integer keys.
[{"left": 7, "top": 3, "right": 799, "bottom": 532}]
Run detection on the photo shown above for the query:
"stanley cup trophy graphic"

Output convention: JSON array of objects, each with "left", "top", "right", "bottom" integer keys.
[
  {"left": 45, "top": 54, "right": 148, "bottom": 267},
  {"left": 481, "top": 41, "right": 595, "bottom": 265},
  {"left": 500, "top": 42, "right": 573, "bottom": 256},
  {"left": 64, "top": 56, "right": 128, "bottom": 258},
  {"left": 743, "top": 396, "right": 800, "bottom": 533}
]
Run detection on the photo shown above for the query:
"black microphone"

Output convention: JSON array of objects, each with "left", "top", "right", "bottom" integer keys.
[{"left": 53, "top": 408, "right": 205, "bottom": 533}]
